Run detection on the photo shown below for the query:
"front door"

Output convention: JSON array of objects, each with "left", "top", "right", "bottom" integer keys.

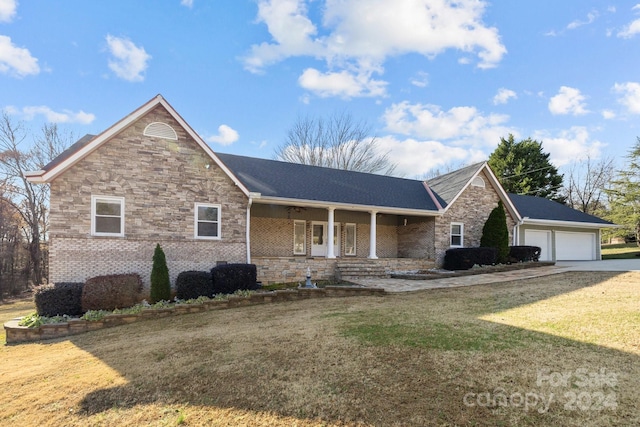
[{"left": 311, "top": 222, "right": 340, "bottom": 257}]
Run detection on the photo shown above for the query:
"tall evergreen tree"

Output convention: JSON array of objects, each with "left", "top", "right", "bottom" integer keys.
[
  {"left": 488, "top": 134, "right": 565, "bottom": 203},
  {"left": 480, "top": 201, "right": 510, "bottom": 264},
  {"left": 605, "top": 138, "right": 640, "bottom": 245},
  {"left": 150, "top": 244, "right": 171, "bottom": 303}
]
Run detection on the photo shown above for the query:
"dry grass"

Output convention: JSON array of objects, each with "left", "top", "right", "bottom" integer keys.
[{"left": 1, "top": 272, "right": 639, "bottom": 426}]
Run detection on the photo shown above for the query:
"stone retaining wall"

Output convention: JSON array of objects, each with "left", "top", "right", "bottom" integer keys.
[{"left": 4, "top": 286, "right": 385, "bottom": 344}]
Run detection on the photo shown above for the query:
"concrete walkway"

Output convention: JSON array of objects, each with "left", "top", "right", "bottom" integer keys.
[{"left": 351, "top": 260, "right": 640, "bottom": 293}]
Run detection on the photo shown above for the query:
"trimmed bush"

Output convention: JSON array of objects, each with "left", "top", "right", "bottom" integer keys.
[
  {"left": 150, "top": 244, "right": 171, "bottom": 303},
  {"left": 176, "top": 271, "right": 214, "bottom": 300},
  {"left": 81, "top": 273, "right": 144, "bottom": 312},
  {"left": 34, "top": 282, "right": 85, "bottom": 316},
  {"left": 509, "top": 245, "right": 541, "bottom": 262},
  {"left": 443, "top": 247, "right": 498, "bottom": 271},
  {"left": 211, "top": 264, "right": 258, "bottom": 295},
  {"left": 480, "top": 201, "right": 510, "bottom": 264}
]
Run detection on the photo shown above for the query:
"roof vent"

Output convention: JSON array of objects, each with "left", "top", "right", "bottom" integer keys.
[
  {"left": 143, "top": 122, "right": 178, "bottom": 140},
  {"left": 471, "top": 176, "right": 485, "bottom": 188}
]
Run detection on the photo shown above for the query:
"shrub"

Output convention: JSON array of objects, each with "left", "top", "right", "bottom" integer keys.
[
  {"left": 176, "top": 271, "right": 214, "bottom": 300},
  {"left": 509, "top": 245, "right": 541, "bottom": 262},
  {"left": 81, "top": 273, "right": 143, "bottom": 312},
  {"left": 443, "top": 247, "right": 498, "bottom": 271},
  {"left": 150, "top": 244, "right": 171, "bottom": 303},
  {"left": 34, "top": 282, "right": 84, "bottom": 316},
  {"left": 480, "top": 201, "right": 510, "bottom": 264},
  {"left": 211, "top": 264, "right": 259, "bottom": 295}
]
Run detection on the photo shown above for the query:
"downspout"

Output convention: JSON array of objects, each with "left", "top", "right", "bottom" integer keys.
[
  {"left": 513, "top": 217, "right": 527, "bottom": 245},
  {"left": 245, "top": 192, "right": 261, "bottom": 264},
  {"left": 246, "top": 197, "right": 252, "bottom": 264}
]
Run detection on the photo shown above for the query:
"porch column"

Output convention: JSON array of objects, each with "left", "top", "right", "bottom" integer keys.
[
  {"left": 368, "top": 210, "right": 378, "bottom": 259},
  {"left": 327, "top": 207, "right": 336, "bottom": 259}
]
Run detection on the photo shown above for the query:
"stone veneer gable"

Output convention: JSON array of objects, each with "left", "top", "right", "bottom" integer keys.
[
  {"left": 434, "top": 170, "right": 516, "bottom": 266},
  {"left": 48, "top": 105, "right": 248, "bottom": 286}
]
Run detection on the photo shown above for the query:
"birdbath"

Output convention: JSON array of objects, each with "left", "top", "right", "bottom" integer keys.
[{"left": 303, "top": 267, "right": 317, "bottom": 288}]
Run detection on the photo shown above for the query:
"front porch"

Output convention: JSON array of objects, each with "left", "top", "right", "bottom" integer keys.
[{"left": 253, "top": 256, "right": 435, "bottom": 284}]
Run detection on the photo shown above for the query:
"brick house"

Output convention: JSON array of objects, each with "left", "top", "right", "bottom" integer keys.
[{"left": 25, "top": 95, "right": 615, "bottom": 286}]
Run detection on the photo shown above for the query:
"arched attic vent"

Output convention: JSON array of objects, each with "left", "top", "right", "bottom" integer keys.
[
  {"left": 143, "top": 122, "right": 178, "bottom": 140},
  {"left": 471, "top": 176, "right": 485, "bottom": 188}
]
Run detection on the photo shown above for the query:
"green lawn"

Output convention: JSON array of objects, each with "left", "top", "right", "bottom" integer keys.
[{"left": 601, "top": 242, "right": 640, "bottom": 259}]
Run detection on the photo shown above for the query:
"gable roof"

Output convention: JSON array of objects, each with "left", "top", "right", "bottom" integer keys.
[
  {"left": 216, "top": 153, "right": 440, "bottom": 214},
  {"left": 427, "top": 162, "right": 485, "bottom": 207},
  {"left": 508, "top": 193, "right": 616, "bottom": 228},
  {"left": 24, "top": 95, "right": 249, "bottom": 196}
]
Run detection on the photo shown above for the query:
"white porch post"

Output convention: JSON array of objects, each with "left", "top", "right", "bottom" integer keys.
[
  {"left": 327, "top": 207, "right": 336, "bottom": 259},
  {"left": 368, "top": 210, "right": 378, "bottom": 259}
]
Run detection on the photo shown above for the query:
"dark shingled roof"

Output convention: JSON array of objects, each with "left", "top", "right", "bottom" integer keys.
[
  {"left": 41, "top": 134, "right": 96, "bottom": 172},
  {"left": 426, "top": 162, "right": 485, "bottom": 207},
  {"left": 216, "top": 152, "right": 439, "bottom": 212},
  {"left": 508, "top": 193, "right": 613, "bottom": 225}
]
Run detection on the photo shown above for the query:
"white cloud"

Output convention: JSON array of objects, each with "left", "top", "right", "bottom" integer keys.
[
  {"left": 105, "top": 35, "right": 151, "bottom": 82},
  {"left": 410, "top": 71, "right": 429, "bottom": 88},
  {"left": 493, "top": 88, "right": 517, "bottom": 105},
  {"left": 618, "top": 5, "right": 640, "bottom": 38},
  {"left": 0, "top": 0, "right": 17, "bottom": 22},
  {"left": 298, "top": 67, "right": 387, "bottom": 98},
  {"left": 613, "top": 82, "right": 640, "bottom": 114},
  {"left": 0, "top": 35, "right": 40, "bottom": 77},
  {"left": 383, "top": 101, "right": 511, "bottom": 142},
  {"left": 244, "top": 0, "right": 506, "bottom": 98},
  {"left": 376, "top": 136, "right": 472, "bottom": 177},
  {"left": 548, "top": 86, "right": 589, "bottom": 115},
  {"left": 181, "top": 0, "right": 193, "bottom": 7},
  {"left": 12, "top": 105, "right": 95, "bottom": 124},
  {"left": 207, "top": 124, "right": 239, "bottom": 146},
  {"left": 533, "top": 127, "right": 605, "bottom": 167},
  {"left": 602, "top": 109, "right": 616, "bottom": 119},
  {"left": 567, "top": 11, "right": 598, "bottom": 30}
]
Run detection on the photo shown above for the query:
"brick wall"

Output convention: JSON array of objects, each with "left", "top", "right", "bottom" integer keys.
[
  {"left": 250, "top": 216, "right": 399, "bottom": 258},
  {"left": 434, "top": 170, "right": 516, "bottom": 266},
  {"left": 48, "top": 105, "right": 248, "bottom": 286},
  {"left": 398, "top": 217, "right": 436, "bottom": 258}
]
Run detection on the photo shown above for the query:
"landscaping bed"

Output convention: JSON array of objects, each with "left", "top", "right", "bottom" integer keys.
[{"left": 390, "top": 261, "right": 555, "bottom": 280}]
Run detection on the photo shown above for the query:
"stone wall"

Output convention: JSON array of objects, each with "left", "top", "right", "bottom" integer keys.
[
  {"left": 48, "top": 105, "right": 248, "bottom": 286},
  {"left": 434, "top": 170, "right": 516, "bottom": 266},
  {"left": 397, "top": 217, "right": 436, "bottom": 258}
]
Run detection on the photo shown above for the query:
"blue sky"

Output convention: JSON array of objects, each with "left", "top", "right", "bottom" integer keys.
[{"left": 2, "top": 0, "right": 640, "bottom": 178}]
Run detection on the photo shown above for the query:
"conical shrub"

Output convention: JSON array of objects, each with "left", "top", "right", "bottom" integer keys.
[
  {"left": 480, "top": 201, "right": 509, "bottom": 264},
  {"left": 150, "top": 243, "right": 171, "bottom": 303}
]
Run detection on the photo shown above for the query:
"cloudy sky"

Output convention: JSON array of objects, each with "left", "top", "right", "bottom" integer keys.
[{"left": 2, "top": 0, "right": 640, "bottom": 177}]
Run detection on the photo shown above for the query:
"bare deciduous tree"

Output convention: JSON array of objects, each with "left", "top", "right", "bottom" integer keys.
[
  {"left": 0, "top": 113, "right": 73, "bottom": 287},
  {"left": 275, "top": 112, "right": 398, "bottom": 175},
  {"left": 563, "top": 156, "right": 615, "bottom": 215}
]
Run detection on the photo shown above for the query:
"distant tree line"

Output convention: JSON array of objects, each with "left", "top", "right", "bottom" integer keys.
[{"left": 0, "top": 113, "right": 72, "bottom": 299}]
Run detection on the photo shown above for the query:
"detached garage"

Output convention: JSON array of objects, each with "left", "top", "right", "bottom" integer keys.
[{"left": 509, "top": 193, "right": 617, "bottom": 262}]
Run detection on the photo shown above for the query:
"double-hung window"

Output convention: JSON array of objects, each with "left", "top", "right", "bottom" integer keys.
[
  {"left": 450, "top": 222, "right": 464, "bottom": 247},
  {"left": 195, "top": 203, "right": 221, "bottom": 239},
  {"left": 92, "top": 196, "right": 124, "bottom": 237}
]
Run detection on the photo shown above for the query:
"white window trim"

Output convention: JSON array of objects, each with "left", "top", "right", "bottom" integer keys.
[
  {"left": 450, "top": 222, "right": 464, "bottom": 248},
  {"left": 293, "top": 220, "right": 306, "bottom": 255},
  {"left": 91, "top": 195, "right": 125, "bottom": 237},
  {"left": 194, "top": 203, "right": 222, "bottom": 240},
  {"left": 345, "top": 223, "right": 357, "bottom": 256}
]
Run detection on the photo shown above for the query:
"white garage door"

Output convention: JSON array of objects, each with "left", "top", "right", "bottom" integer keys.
[
  {"left": 524, "top": 230, "right": 552, "bottom": 261},
  {"left": 555, "top": 231, "right": 597, "bottom": 261}
]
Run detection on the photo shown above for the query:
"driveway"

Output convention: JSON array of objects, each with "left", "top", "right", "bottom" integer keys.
[{"left": 556, "top": 259, "right": 640, "bottom": 271}]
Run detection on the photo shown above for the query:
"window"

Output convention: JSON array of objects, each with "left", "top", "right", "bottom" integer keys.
[
  {"left": 450, "top": 223, "right": 464, "bottom": 247},
  {"left": 92, "top": 196, "right": 124, "bottom": 236},
  {"left": 293, "top": 220, "right": 306, "bottom": 255},
  {"left": 345, "top": 223, "right": 356, "bottom": 256},
  {"left": 195, "top": 203, "right": 221, "bottom": 239}
]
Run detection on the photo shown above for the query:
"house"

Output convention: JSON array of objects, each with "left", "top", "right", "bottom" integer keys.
[{"left": 25, "top": 95, "right": 616, "bottom": 286}]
